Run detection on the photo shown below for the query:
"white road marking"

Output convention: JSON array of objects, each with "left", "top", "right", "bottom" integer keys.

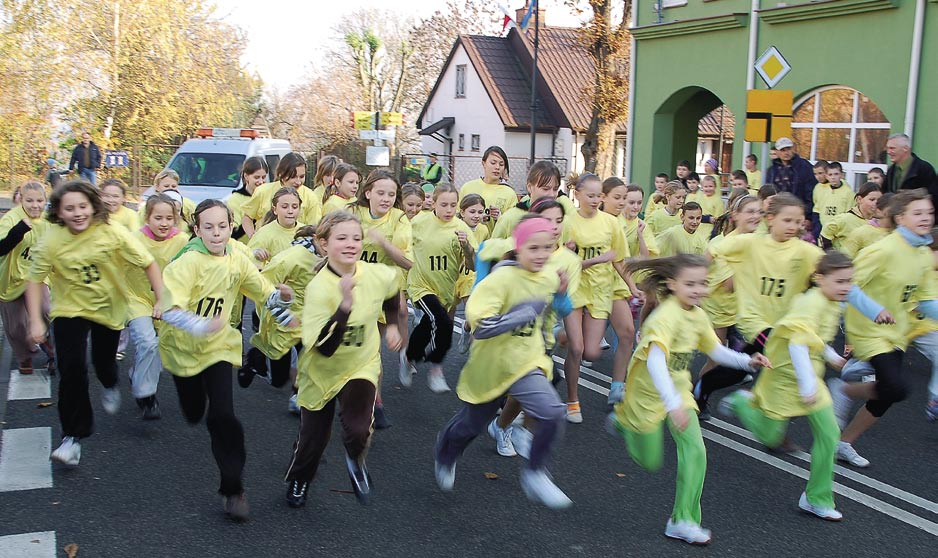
[
  {"left": 0, "top": 427, "right": 53, "bottom": 492},
  {"left": 0, "top": 531, "right": 56, "bottom": 558},
  {"left": 8, "top": 371, "right": 52, "bottom": 401}
]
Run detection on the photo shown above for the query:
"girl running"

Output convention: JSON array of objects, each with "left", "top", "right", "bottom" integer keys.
[
  {"left": 99, "top": 179, "right": 138, "bottom": 230},
  {"left": 403, "top": 184, "right": 478, "bottom": 393},
  {"left": 459, "top": 146, "right": 517, "bottom": 231},
  {"left": 563, "top": 173, "right": 630, "bottom": 422},
  {"left": 491, "top": 161, "right": 566, "bottom": 239},
  {"left": 124, "top": 194, "right": 188, "bottom": 419},
  {"left": 241, "top": 153, "right": 320, "bottom": 237},
  {"left": 248, "top": 187, "right": 303, "bottom": 266},
  {"left": 228, "top": 156, "right": 269, "bottom": 243},
  {"left": 818, "top": 182, "right": 882, "bottom": 250},
  {"left": 644, "top": 173, "right": 670, "bottom": 217},
  {"left": 620, "top": 183, "right": 659, "bottom": 258},
  {"left": 656, "top": 202, "right": 708, "bottom": 257},
  {"left": 693, "top": 175, "right": 726, "bottom": 238},
  {"left": 27, "top": 180, "right": 162, "bottom": 466},
  {"left": 454, "top": 194, "right": 489, "bottom": 314},
  {"left": 0, "top": 181, "right": 52, "bottom": 375},
  {"left": 139, "top": 170, "right": 195, "bottom": 233},
  {"left": 842, "top": 193, "right": 893, "bottom": 257},
  {"left": 645, "top": 182, "right": 686, "bottom": 237},
  {"left": 721, "top": 251, "right": 854, "bottom": 522},
  {"left": 400, "top": 184, "right": 425, "bottom": 221},
  {"left": 283, "top": 211, "right": 402, "bottom": 508},
  {"left": 311, "top": 155, "right": 341, "bottom": 204},
  {"left": 435, "top": 217, "right": 571, "bottom": 508},
  {"left": 608, "top": 254, "right": 769, "bottom": 545},
  {"left": 159, "top": 199, "right": 297, "bottom": 520},
  {"left": 322, "top": 163, "right": 361, "bottom": 216}
]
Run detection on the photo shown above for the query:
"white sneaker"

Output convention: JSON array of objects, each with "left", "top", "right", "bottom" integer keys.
[
  {"left": 665, "top": 519, "right": 712, "bottom": 545},
  {"left": 798, "top": 492, "right": 843, "bottom": 521},
  {"left": 827, "top": 377, "right": 852, "bottom": 429},
  {"left": 511, "top": 426, "right": 533, "bottom": 460},
  {"left": 836, "top": 441, "right": 870, "bottom": 467},
  {"left": 599, "top": 337, "right": 611, "bottom": 350},
  {"left": 487, "top": 420, "right": 517, "bottom": 457},
  {"left": 101, "top": 387, "right": 121, "bottom": 415},
  {"left": 607, "top": 383, "right": 625, "bottom": 405},
  {"left": 288, "top": 394, "right": 300, "bottom": 416},
  {"left": 520, "top": 468, "right": 572, "bottom": 509},
  {"left": 718, "top": 389, "right": 753, "bottom": 419},
  {"left": 399, "top": 358, "right": 415, "bottom": 388},
  {"left": 51, "top": 436, "right": 81, "bottom": 466},
  {"left": 565, "top": 402, "right": 583, "bottom": 424},
  {"left": 434, "top": 460, "right": 455, "bottom": 491},
  {"left": 582, "top": 359, "right": 593, "bottom": 367},
  {"left": 427, "top": 374, "right": 451, "bottom": 394}
]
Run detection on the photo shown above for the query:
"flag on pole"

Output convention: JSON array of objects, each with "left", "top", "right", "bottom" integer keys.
[
  {"left": 497, "top": 3, "right": 517, "bottom": 33},
  {"left": 520, "top": 0, "right": 538, "bottom": 30}
]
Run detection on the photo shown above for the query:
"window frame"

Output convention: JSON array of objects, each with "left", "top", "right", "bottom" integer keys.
[
  {"left": 470, "top": 134, "right": 481, "bottom": 152},
  {"left": 455, "top": 64, "right": 467, "bottom": 99}
]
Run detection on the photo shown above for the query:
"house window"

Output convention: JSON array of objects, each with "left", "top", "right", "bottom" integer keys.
[
  {"left": 455, "top": 65, "right": 467, "bottom": 98},
  {"left": 458, "top": 134, "right": 465, "bottom": 151},
  {"left": 471, "top": 134, "right": 480, "bottom": 152}
]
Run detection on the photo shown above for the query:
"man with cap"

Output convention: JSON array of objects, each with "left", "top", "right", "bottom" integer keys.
[
  {"left": 764, "top": 136, "right": 818, "bottom": 234},
  {"left": 421, "top": 153, "right": 444, "bottom": 185},
  {"left": 884, "top": 133, "right": 938, "bottom": 199}
]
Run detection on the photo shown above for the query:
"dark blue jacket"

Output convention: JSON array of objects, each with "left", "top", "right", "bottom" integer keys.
[{"left": 69, "top": 142, "right": 101, "bottom": 171}]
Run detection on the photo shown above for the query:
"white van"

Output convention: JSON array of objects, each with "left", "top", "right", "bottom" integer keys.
[{"left": 156, "top": 128, "right": 292, "bottom": 203}]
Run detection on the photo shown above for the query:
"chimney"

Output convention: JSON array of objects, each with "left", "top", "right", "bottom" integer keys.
[{"left": 515, "top": 1, "right": 546, "bottom": 27}]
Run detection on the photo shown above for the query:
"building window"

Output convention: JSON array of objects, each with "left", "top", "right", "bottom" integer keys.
[
  {"left": 471, "top": 134, "right": 480, "bottom": 152},
  {"left": 455, "top": 65, "right": 467, "bottom": 98},
  {"left": 458, "top": 134, "right": 465, "bottom": 151},
  {"left": 792, "top": 86, "right": 890, "bottom": 185}
]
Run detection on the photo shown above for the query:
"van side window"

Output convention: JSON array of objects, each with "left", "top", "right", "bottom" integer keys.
[{"left": 265, "top": 155, "right": 280, "bottom": 183}]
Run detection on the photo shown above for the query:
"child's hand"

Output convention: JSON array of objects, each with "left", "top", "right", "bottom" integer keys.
[
  {"left": 488, "top": 206, "right": 501, "bottom": 220},
  {"left": 455, "top": 230, "right": 469, "bottom": 247},
  {"left": 557, "top": 270, "right": 569, "bottom": 294},
  {"left": 669, "top": 408, "right": 690, "bottom": 432},
  {"left": 801, "top": 392, "right": 818, "bottom": 406},
  {"left": 875, "top": 310, "right": 895, "bottom": 324},
  {"left": 636, "top": 220, "right": 646, "bottom": 235},
  {"left": 253, "top": 248, "right": 270, "bottom": 262},
  {"left": 339, "top": 274, "right": 356, "bottom": 311},
  {"left": 749, "top": 353, "right": 772, "bottom": 369},
  {"left": 277, "top": 284, "right": 294, "bottom": 303}
]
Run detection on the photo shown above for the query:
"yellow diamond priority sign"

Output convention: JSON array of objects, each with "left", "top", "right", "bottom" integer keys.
[{"left": 754, "top": 46, "right": 791, "bottom": 89}]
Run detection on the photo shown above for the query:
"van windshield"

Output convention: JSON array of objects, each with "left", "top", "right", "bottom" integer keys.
[{"left": 168, "top": 153, "right": 245, "bottom": 188}]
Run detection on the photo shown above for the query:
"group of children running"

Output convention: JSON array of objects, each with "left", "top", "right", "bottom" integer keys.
[{"left": 1, "top": 146, "right": 935, "bottom": 546}]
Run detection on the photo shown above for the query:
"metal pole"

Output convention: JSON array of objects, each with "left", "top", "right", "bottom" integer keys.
[{"left": 528, "top": 5, "right": 540, "bottom": 166}]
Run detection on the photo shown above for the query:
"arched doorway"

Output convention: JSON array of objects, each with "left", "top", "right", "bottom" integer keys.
[
  {"left": 696, "top": 105, "right": 735, "bottom": 179},
  {"left": 651, "top": 86, "right": 726, "bottom": 182},
  {"left": 792, "top": 86, "right": 891, "bottom": 186}
]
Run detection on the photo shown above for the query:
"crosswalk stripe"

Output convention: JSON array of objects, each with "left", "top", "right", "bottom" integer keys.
[
  {"left": 0, "top": 531, "right": 56, "bottom": 557},
  {"left": 0, "top": 427, "right": 53, "bottom": 492},
  {"left": 8, "top": 371, "right": 52, "bottom": 401}
]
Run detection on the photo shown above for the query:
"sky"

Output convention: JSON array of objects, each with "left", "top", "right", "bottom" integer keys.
[{"left": 213, "top": 0, "right": 583, "bottom": 91}]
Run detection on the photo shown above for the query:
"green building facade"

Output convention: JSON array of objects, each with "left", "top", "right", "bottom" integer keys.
[{"left": 626, "top": 0, "right": 937, "bottom": 189}]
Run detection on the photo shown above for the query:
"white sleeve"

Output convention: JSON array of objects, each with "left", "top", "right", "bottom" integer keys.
[
  {"left": 707, "top": 344, "right": 756, "bottom": 372},
  {"left": 647, "top": 344, "right": 683, "bottom": 413},
  {"left": 823, "top": 345, "right": 842, "bottom": 365},
  {"left": 788, "top": 343, "right": 818, "bottom": 398}
]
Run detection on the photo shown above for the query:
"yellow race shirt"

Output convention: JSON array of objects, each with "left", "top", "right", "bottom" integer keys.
[
  {"left": 456, "top": 223, "right": 491, "bottom": 299},
  {"left": 0, "top": 207, "right": 49, "bottom": 302},
  {"left": 352, "top": 205, "right": 413, "bottom": 288},
  {"left": 138, "top": 195, "right": 195, "bottom": 234},
  {"left": 701, "top": 231, "right": 739, "bottom": 328},
  {"left": 297, "top": 262, "right": 399, "bottom": 411},
  {"left": 226, "top": 190, "right": 252, "bottom": 243},
  {"left": 125, "top": 230, "right": 188, "bottom": 321},
  {"left": 248, "top": 220, "right": 303, "bottom": 266},
  {"left": 490, "top": 196, "right": 576, "bottom": 240},
  {"left": 690, "top": 192, "right": 725, "bottom": 238},
  {"left": 842, "top": 223, "right": 887, "bottom": 258},
  {"left": 322, "top": 194, "right": 355, "bottom": 216},
  {"left": 566, "top": 209, "right": 628, "bottom": 318},
  {"left": 28, "top": 222, "right": 154, "bottom": 330},
  {"left": 846, "top": 231, "right": 938, "bottom": 360},
  {"left": 644, "top": 197, "right": 666, "bottom": 218},
  {"left": 657, "top": 224, "right": 708, "bottom": 257},
  {"left": 459, "top": 179, "right": 518, "bottom": 218},
  {"left": 645, "top": 207, "right": 682, "bottom": 238},
  {"left": 251, "top": 243, "right": 322, "bottom": 359},
  {"left": 615, "top": 296, "right": 721, "bottom": 432},
  {"left": 458, "top": 264, "right": 559, "bottom": 403},
  {"left": 819, "top": 209, "right": 866, "bottom": 250},
  {"left": 111, "top": 205, "right": 139, "bottom": 231},
  {"left": 754, "top": 288, "right": 839, "bottom": 419},
  {"left": 407, "top": 211, "right": 479, "bottom": 308},
  {"left": 908, "top": 269, "right": 938, "bottom": 341},
  {"left": 745, "top": 169, "right": 762, "bottom": 190},
  {"left": 620, "top": 215, "right": 660, "bottom": 258},
  {"left": 813, "top": 182, "right": 855, "bottom": 229},
  {"left": 709, "top": 232, "right": 822, "bottom": 342},
  {"left": 241, "top": 182, "right": 322, "bottom": 228},
  {"left": 160, "top": 248, "right": 274, "bottom": 376}
]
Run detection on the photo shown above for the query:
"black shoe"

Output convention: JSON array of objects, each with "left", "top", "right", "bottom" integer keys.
[
  {"left": 237, "top": 366, "right": 256, "bottom": 388},
  {"left": 373, "top": 404, "right": 391, "bottom": 430},
  {"left": 345, "top": 454, "right": 372, "bottom": 505},
  {"left": 285, "top": 479, "right": 309, "bottom": 508},
  {"left": 142, "top": 397, "right": 161, "bottom": 420},
  {"left": 697, "top": 400, "right": 711, "bottom": 422}
]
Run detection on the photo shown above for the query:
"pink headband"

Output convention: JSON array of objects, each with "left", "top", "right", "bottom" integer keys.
[{"left": 514, "top": 217, "right": 555, "bottom": 250}]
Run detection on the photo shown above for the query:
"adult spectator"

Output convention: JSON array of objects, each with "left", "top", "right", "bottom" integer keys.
[
  {"left": 421, "top": 153, "right": 443, "bottom": 185},
  {"left": 68, "top": 132, "right": 101, "bottom": 185},
  {"left": 764, "top": 136, "right": 818, "bottom": 233},
  {"left": 885, "top": 133, "right": 938, "bottom": 199}
]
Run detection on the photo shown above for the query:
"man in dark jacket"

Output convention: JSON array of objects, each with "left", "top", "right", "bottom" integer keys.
[
  {"left": 764, "top": 136, "right": 818, "bottom": 234},
  {"left": 69, "top": 132, "right": 102, "bottom": 185},
  {"left": 885, "top": 133, "right": 938, "bottom": 200}
]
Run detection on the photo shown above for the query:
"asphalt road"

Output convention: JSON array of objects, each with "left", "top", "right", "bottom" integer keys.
[{"left": 1, "top": 308, "right": 937, "bottom": 557}]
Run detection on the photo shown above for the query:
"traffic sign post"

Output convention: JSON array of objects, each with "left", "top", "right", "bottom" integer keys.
[
  {"left": 104, "top": 150, "right": 130, "bottom": 168},
  {"left": 750, "top": 46, "right": 793, "bottom": 172},
  {"left": 351, "top": 111, "right": 404, "bottom": 165}
]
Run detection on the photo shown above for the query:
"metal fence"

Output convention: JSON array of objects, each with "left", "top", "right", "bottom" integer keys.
[{"left": 399, "top": 154, "right": 569, "bottom": 194}]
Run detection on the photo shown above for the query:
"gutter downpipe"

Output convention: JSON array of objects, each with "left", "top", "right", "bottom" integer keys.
[{"left": 904, "top": 0, "right": 925, "bottom": 139}]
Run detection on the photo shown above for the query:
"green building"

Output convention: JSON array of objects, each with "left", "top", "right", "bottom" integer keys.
[{"left": 626, "top": 0, "right": 936, "bottom": 189}]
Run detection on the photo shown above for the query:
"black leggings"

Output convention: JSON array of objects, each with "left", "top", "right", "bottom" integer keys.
[
  {"left": 246, "top": 346, "right": 293, "bottom": 389},
  {"left": 865, "top": 350, "right": 907, "bottom": 417},
  {"left": 695, "top": 328, "right": 771, "bottom": 405},
  {"left": 172, "top": 362, "right": 245, "bottom": 496},
  {"left": 53, "top": 317, "right": 120, "bottom": 438},
  {"left": 406, "top": 295, "right": 452, "bottom": 364}
]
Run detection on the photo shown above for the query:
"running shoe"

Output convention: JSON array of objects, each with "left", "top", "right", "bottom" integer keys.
[
  {"left": 827, "top": 378, "right": 852, "bottom": 429},
  {"left": 565, "top": 401, "right": 583, "bottom": 424},
  {"left": 600, "top": 337, "right": 611, "bottom": 350},
  {"left": 798, "top": 492, "right": 842, "bottom": 521},
  {"left": 665, "top": 519, "right": 712, "bottom": 545},
  {"left": 607, "top": 382, "right": 625, "bottom": 406},
  {"left": 286, "top": 479, "right": 309, "bottom": 508},
  {"left": 224, "top": 493, "right": 249, "bottom": 521},
  {"left": 399, "top": 358, "right": 415, "bottom": 388},
  {"left": 486, "top": 419, "right": 517, "bottom": 457},
  {"left": 236, "top": 366, "right": 256, "bottom": 388},
  {"left": 288, "top": 393, "right": 301, "bottom": 416},
  {"left": 434, "top": 460, "right": 455, "bottom": 492},
  {"left": 101, "top": 387, "right": 121, "bottom": 415},
  {"left": 520, "top": 468, "right": 573, "bottom": 509},
  {"left": 718, "top": 389, "right": 753, "bottom": 419},
  {"left": 345, "top": 453, "right": 372, "bottom": 505},
  {"left": 115, "top": 351, "right": 125, "bottom": 362},
  {"left": 836, "top": 441, "right": 870, "bottom": 468},
  {"left": 17, "top": 359, "right": 33, "bottom": 375},
  {"left": 138, "top": 396, "right": 161, "bottom": 421},
  {"left": 457, "top": 322, "right": 471, "bottom": 354},
  {"left": 926, "top": 399, "right": 938, "bottom": 422},
  {"left": 373, "top": 404, "right": 391, "bottom": 430},
  {"left": 582, "top": 359, "right": 593, "bottom": 367},
  {"left": 511, "top": 426, "right": 533, "bottom": 460},
  {"left": 50, "top": 436, "right": 81, "bottom": 466},
  {"left": 427, "top": 374, "right": 451, "bottom": 394}
]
